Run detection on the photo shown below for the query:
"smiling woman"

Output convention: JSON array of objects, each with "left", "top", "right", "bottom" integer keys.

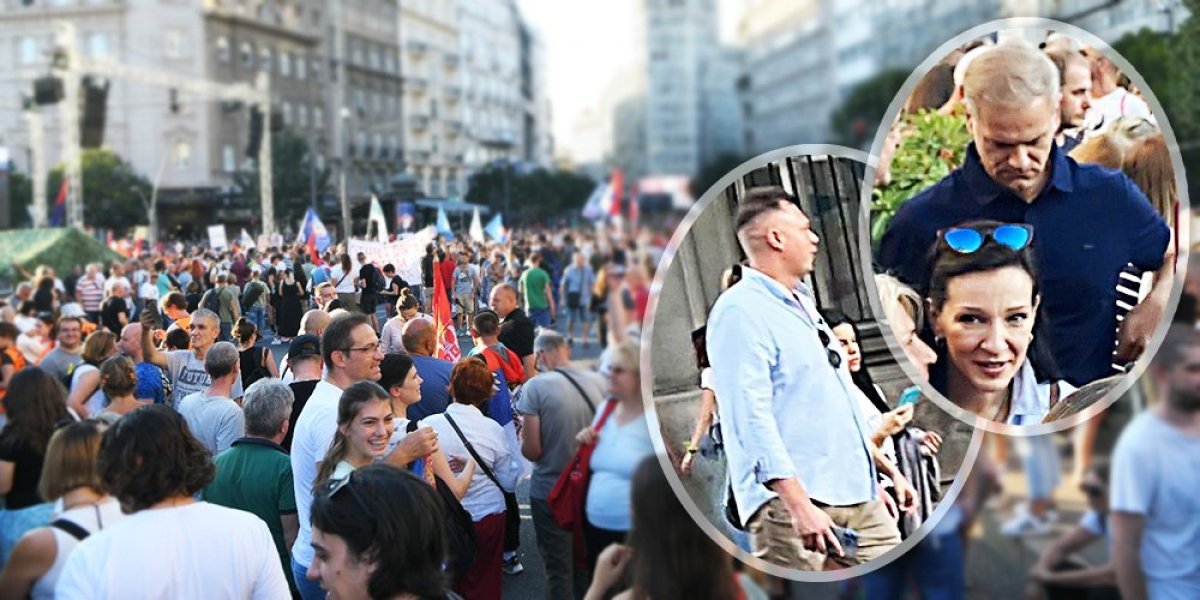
[
  {"left": 314, "top": 381, "right": 397, "bottom": 488},
  {"left": 927, "top": 220, "right": 1074, "bottom": 424}
]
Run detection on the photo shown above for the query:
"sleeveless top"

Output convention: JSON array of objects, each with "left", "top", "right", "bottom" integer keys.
[{"left": 31, "top": 498, "right": 125, "bottom": 600}]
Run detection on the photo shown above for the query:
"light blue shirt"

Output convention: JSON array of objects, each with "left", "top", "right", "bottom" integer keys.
[
  {"left": 708, "top": 267, "right": 876, "bottom": 527},
  {"left": 1007, "top": 360, "right": 1077, "bottom": 426},
  {"left": 585, "top": 409, "right": 653, "bottom": 531}
]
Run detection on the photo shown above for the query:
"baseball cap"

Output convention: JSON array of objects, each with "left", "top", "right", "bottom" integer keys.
[{"left": 288, "top": 334, "right": 321, "bottom": 360}]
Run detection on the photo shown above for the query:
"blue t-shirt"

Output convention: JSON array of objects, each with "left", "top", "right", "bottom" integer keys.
[
  {"left": 584, "top": 408, "right": 653, "bottom": 531},
  {"left": 135, "top": 361, "right": 168, "bottom": 405},
  {"left": 877, "top": 143, "right": 1169, "bottom": 386},
  {"left": 409, "top": 355, "right": 453, "bottom": 421}
]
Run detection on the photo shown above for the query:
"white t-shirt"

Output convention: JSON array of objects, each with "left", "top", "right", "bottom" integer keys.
[
  {"left": 177, "top": 392, "right": 245, "bottom": 456},
  {"left": 69, "top": 364, "right": 107, "bottom": 417},
  {"left": 329, "top": 265, "right": 356, "bottom": 293},
  {"left": 31, "top": 498, "right": 126, "bottom": 600},
  {"left": 290, "top": 379, "right": 344, "bottom": 568},
  {"left": 166, "top": 350, "right": 244, "bottom": 407},
  {"left": 424, "top": 403, "right": 522, "bottom": 522},
  {"left": 1111, "top": 410, "right": 1200, "bottom": 598},
  {"left": 1084, "top": 87, "right": 1153, "bottom": 138},
  {"left": 55, "top": 501, "right": 289, "bottom": 599}
]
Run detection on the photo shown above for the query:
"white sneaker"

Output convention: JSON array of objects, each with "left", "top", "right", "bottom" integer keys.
[{"left": 1000, "top": 505, "right": 1055, "bottom": 537}]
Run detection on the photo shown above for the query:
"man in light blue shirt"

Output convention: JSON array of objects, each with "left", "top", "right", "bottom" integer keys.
[
  {"left": 1111, "top": 325, "right": 1200, "bottom": 600},
  {"left": 708, "top": 187, "right": 915, "bottom": 570}
]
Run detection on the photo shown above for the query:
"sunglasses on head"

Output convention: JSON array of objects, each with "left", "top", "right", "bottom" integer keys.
[
  {"left": 817, "top": 330, "right": 843, "bottom": 370},
  {"left": 324, "top": 471, "right": 370, "bottom": 514},
  {"left": 940, "top": 223, "right": 1034, "bottom": 254}
]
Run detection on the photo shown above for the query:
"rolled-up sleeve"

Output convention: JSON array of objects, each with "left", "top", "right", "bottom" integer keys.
[{"left": 708, "top": 303, "right": 796, "bottom": 486}]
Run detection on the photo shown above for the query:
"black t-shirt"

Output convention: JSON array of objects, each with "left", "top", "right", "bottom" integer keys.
[
  {"left": 498, "top": 309, "right": 536, "bottom": 359},
  {"left": 359, "top": 264, "right": 383, "bottom": 295},
  {"left": 100, "top": 297, "right": 129, "bottom": 333},
  {"left": 284, "top": 380, "right": 320, "bottom": 452},
  {"left": 0, "top": 436, "right": 45, "bottom": 509},
  {"left": 421, "top": 255, "right": 435, "bottom": 286},
  {"left": 387, "top": 275, "right": 410, "bottom": 297}
]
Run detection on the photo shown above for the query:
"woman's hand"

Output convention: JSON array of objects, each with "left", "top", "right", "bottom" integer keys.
[
  {"left": 876, "top": 403, "right": 915, "bottom": 438},
  {"left": 680, "top": 451, "right": 696, "bottom": 477},
  {"left": 576, "top": 427, "right": 598, "bottom": 446},
  {"left": 920, "top": 431, "right": 943, "bottom": 456},
  {"left": 584, "top": 544, "right": 632, "bottom": 600}
]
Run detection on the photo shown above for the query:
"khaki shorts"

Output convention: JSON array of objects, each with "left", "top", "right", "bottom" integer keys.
[
  {"left": 747, "top": 497, "right": 901, "bottom": 571},
  {"left": 455, "top": 292, "right": 477, "bottom": 315}
]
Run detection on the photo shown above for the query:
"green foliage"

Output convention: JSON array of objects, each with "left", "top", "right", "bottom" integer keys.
[
  {"left": 48, "top": 149, "right": 151, "bottom": 232},
  {"left": 828, "top": 68, "right": 913, "bottom": 150},
  {"left": 234, "top": 131, "right": 331, "bottom": 227},
  {"left": 465, "top": 164, "right": 595, "bottom": 223},
  {"left": 7, "top": 171, "right": 31, "bottom": 228},
  {"left": 0, "top": 228, "right": 122, "bottom": 285},
  {"left": 870, "top": 109, "right": 971, "bottom": 243}
]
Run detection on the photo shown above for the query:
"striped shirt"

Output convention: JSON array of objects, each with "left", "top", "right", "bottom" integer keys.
[{"left": 76, "top": 274, "right": 105, "bottom": 312}]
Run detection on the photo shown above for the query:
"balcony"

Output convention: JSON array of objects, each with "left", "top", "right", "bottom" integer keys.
[
  {"left": 410, "top": 149, "right": 431, "bottom": 163},
  {"left": 444, "top": 53, "right": 460, "bottom": 69},
  {"left": 477, "top": 128, "right": 515, "bottom": 148},
  {"left": 445, "top": 120, "right": 463, "bottom": 135},
  {"left": 407, "top": 77, "right": 428, "bottom": 94},
  {"left": 444, "top": 86, "right": 461, "bottom": 101},
  {"left": 406, "top": 41, "right": 428, "bottom": 56},
  {"left": 409, "top": 115, "right": 429, "bottom": 130}
]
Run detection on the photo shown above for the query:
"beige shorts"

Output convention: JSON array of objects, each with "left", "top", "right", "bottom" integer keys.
[
  {"left": 747, "top": 497, "right": 901, "bottom": 571},
  {"left": 455, "top": 292, "right": 477, "bottom": 314}
]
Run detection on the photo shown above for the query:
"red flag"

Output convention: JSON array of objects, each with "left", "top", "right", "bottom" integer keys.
[
  {"left": 306, "top": 233, "right": 319, "bottom": 264},
  {"left": 609, "top": 169, "right": 623, "bottom": 216},
  {"left": 431, "top": 265, "right": 461, "bottom": 362}
]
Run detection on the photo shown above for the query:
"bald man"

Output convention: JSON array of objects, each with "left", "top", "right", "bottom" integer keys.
[
  {"left": 118, "top": 322, "right": 169, "bottom": 405},
  {"left": 491, "top": 283, "right": 536, "bottom": 376},
  {"left": 401, "top": 317, "right": 453, "bottom": 420},
  {"left": 280, "top": 309, "right": 332, "bottom": 383}
]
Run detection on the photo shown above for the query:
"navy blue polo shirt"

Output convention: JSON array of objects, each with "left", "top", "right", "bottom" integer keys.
[{"left": 877, "top": 142, "right": 1169, "bottom": 387}]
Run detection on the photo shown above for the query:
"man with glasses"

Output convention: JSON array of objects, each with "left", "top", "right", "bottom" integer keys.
[
  {"left": 288, "top": 312, "right": 440, "bottom": 599},
  {"left": 878, "top": 43, "right": 1170, "bottom": 387},
  {"left": 709, "top": 187, "right": 916, "bottom": 570}
]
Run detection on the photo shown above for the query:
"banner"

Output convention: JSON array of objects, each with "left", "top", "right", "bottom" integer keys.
[
  {"left": 436, "top": 205, "right": 454, "bottom": 240},
  {"left": 207, "top": 225, "right": 228, "bottom": 250},
  {"left": 468, "top": 207, "right": 484, "bottom": 243},
  {"left": 369, "top": 195, "right": 389, "bottom": 242},
  {"left": 346, "top": 226, "right": 436, "bottom": 285},
  {"left": 396, "top": 202, "right": 415, "bottom": 232}
]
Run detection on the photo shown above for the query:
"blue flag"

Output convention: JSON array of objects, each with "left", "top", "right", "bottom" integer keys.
[
  {"left": 484, "top": 213, "right": 506, "bottom": 243},
  {"left": 436, "top": 205, "right": 455, "bottom": 240}
]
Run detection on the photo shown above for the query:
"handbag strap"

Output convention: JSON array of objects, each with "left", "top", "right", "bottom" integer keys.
[
  {"left": 592, "top": 399, "right": 618, "bottom": 436},
  {"left": 443, "top": 412, "right": 503, "bottom": 491},
  {"left": 51, "top": 518, "right": 91, "bottom": 541},
  {"left": 555, "top": 369, "right": 597, "bottom": 415}
]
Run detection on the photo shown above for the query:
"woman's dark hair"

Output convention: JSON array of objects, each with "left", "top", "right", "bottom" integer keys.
[
  {"left": 0, "top": 368, "right": 70, "bottom": 453},
  {"left": 378, "top": 353, "right": 415, "bottom": 392},
  {"left": 340, "top": 253, "right": 353, "bottom": 272},
  {"left": 396, "top": 288, "right": 419, "bottom": 312},
  {"left": 450, "top": 358, "right": 494, "bottom": 407},
  {"left": 165, "top": 327, "right": 190, "bottom": 351},
  {"left": 927, "top": 219, "right": 1060, "bottom": 384},
  {"left": 315, "top": 381, "right": 392, "bottom": 487},
  {"left": 234, "top": 317, "right": 257, "bottom": 345},
  {"left": 99, "top": 355, "right": 138, "bottom": 398},
  {"left": 310, "top": 464, "right": 448, "bottom": 599},
  {"left": 626, "top": 456, "right": 735, "bottom": 600},
  {"left": 690, "top": 326, "right": 709, "bottom": 370},
  {"left": 822, "top": 310, "right": 889, "bottom": 414},
  {"left": 97, "top": 404, "right": 215, "bottom": 511}
]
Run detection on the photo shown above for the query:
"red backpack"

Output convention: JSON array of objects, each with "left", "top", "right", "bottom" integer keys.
[{"left": 479, "top": 344, "right": 525, "bottom": 388}]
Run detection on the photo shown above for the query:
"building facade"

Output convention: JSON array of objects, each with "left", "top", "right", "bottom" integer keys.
[{"left": 398, "top": 0, "right": 463, "bottom": 198}]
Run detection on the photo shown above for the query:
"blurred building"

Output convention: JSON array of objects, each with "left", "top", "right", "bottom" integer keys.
[
  {"left": 457, "top": 0, "right": 553, "bottom": 193},
  {"left": 643, "top": 0, "right": 743, "bottom": 178},
  {"left": 567, "top": 63, "right": 647, "bottom": 184},
  {"left": 1021, "top": 0, "right": 1191, "bottom": 40},
  {"left": 399, "top": 0, "right": 465, "bottom": 197}
]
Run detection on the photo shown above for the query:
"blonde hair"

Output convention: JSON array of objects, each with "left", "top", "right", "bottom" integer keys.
[
  {"left": 608, "top": 340, "right": 640, "bottom": 375},
  {"left": 39, "top": 421, "right": 104, "bottom": 501},
  {"left": 1123, "top": 134, "right": 1176, "bottom": 227},
  {"left": 1070, "top": 135, "right": 1124, "bottom": 169},
  {"left": 81, "top": 330, "right": 116, "bottom": 366},
  {"left": 875, "top": 274, "right": 924, "bottom": 332}
]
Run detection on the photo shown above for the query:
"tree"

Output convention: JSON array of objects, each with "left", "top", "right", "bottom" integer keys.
[
  {"left": 234, "top": 131, "right": 331, "bottom": 228},
  {"left": 466, "top": 164, "right": 594, "bottom": 224},
  {"left": 692, "top": 152, "right": 751, "bottom": 201},
  {"left": 828, "top": 68, "right": 912, "bottom": 150},
  {"left": 48, "top": 149, "right": 151, "bottom": 232},
  {"left": 7, "top": 171, "right": 31, "bottom": 228}
]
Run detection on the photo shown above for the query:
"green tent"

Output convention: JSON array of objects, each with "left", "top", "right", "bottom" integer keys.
[{"left": 0, "top": 228, "right": 123, "bottom": 289}]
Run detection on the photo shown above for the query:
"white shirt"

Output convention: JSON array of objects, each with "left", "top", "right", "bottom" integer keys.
[
  {"left": 290, "top": 379, "right": 344, "bottom": 567},
  {"left": 329, "top": 265, "right": 356, "bottom": 293},
  {"left": 424, "top": 403, "right": 521, "bottom": 521},
  {"left": 32, "top": 498, "right": 126, "bottom": 600},
  {"left": 1084, "top": 87, "right": 1153, "bottom": 138},
  {"left": 1007, "top": 360, "right": 1077, "bottom": 426},
  {"left": 55, "top": 502, "right": 289, "bottom": 599}
]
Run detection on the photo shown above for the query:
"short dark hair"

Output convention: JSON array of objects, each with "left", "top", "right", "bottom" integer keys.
[
  {"left": 1157, "top": 324, "right": 1200, "bottom": 369},
  {"left": 98, "top": 405, "right": 215, "bottom": 511},
  {"left": 735, "top": 186, "right": 798, "bottom": 233},
  {"left": 471, "top": 310, "right": 501, "bottom": 337},
  {"left": 165, "top": 328, "right": 190, "bottom": 350},
  {"left": 322, "top": 312, "right": 372, "bottom": 366},
  {"left": 310, "top": 464, "right": 448, "bottom": 598}
]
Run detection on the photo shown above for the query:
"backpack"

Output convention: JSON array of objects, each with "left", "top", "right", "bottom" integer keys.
[
  {"left": 480, "top": 345, "right": 525, "bottom": 388},
  {"left": 240, "top": 281, "right": 266, "bottom": 311},
  {"left": 200, "top": 289, "right": 223, "bottom": 315}
]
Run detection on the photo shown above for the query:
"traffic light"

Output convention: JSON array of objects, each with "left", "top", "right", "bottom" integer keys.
[
  {"left": 246, "top": 105, "right": 263, "bottom": 158},
  {"left": 80, "top": 76, "right": 109, "bottom": 149}
]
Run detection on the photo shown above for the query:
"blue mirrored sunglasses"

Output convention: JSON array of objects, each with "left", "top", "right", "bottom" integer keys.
[{"left": 941, "top": 224, "right": 1033, "bottom": 254}]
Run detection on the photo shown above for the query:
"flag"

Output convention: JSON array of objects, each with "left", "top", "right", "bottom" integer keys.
[
  {"left": 432, "top": 264, "right": 461, "bottom": 362},
  {"left": 582, "top": 182, "right": 611, "bottom": 221},
  {"left": 297, "top": 208, "right": 331, "bottom": 254},
  {"left": 609, "top": 168, "right": 623, "bottom": 217},
  {"left": 396, "top": 202, "right": 415, "bottom": 232},
  {"left": 468, "top": 207, "right": 484, "bottom": 243},
  {"left": 50, "top": 178, "right": 67, "bottom": 227},
  {"left": 435, "top": 205, "right": 455, "bottom": 240},
  {"left": 484, "top": 213, "right": 507, "bottom": 243},
  {"left": 239, "top": 228, "right": 256, "bottom": 249},
  {"left": 368, "top": 195, "right": 389, "bottom": 242}
]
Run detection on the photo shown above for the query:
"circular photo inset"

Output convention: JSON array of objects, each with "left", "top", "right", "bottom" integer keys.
[
  {"left": 868, "top": 19, "right": 1189, "bottom": 435},
  {"left": 644, "top": 146, "right": 983, "bottom": 581}
]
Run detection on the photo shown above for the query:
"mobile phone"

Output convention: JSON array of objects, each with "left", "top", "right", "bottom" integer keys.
[
  {"left": 830, "top": 525, "right": 859, "bottom": 559},
  {"left": 898, "top": 385, "right": 921, "bottom": 407}
]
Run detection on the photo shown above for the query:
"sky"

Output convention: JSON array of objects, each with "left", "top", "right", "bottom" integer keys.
[{"left": 518, "top": 0, "right": 743, "bottom": 157}]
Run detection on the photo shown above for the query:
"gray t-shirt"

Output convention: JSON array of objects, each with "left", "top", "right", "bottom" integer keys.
[
  {"left": 39, "top": 347, "right": 84, "bottom": 384},
  {"left": 178, "top": 392, "right": 245, "bottom": 457},
  {"left": 1111, "top": 410, "right": 1200, "bottom": 598},
  {"left": 515, "top": 368, "right": 607, "bottom": 499},
  {"left": 167, "top": 350, "right": 244, "bottom": 408}
]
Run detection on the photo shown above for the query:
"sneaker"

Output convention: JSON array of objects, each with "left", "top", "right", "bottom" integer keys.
[
  {"left": 502, "top": 554, "right": 524, "bottom": 575},
  {"left": 1000, "top": 505, "right": 1055, "bottom": 537}
]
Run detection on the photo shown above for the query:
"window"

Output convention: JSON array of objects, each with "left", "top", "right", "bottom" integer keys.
[
  {"left": 215, "top": 36, "right": 230, "bottom": 63},
  {"left": 314, "top": 107, "right": 325, "bottom": 129},
  {"left": 164, "top": 30, "right": 186, "bottom": 59},
  {"left": 260, "top": 46, "right": 272, "bottom": 72},
  {"left": 173, "top": 140, "right": 191, "bottom": 170},
  {"left": 87, "top": 32, "right": 109, "bottom": 59},
  {"left": 282, "top": 102, "right": 293, "bottom": 126},
  {"left": 298, "top": 105, "right": 308, "bottom": 128},
  {"left": 279, "top": 51, "right": 291, "bottom": 77},
  {"left": 241, "top": 42, "right": 254, "bottom": 68},
  {"left": 296, "top": 54, "right": 307, "bottom": 80},
  {"left": 222, "top": 145, "right": 236, "bottom": 173},
  {"left": 19, "top": 37, "right": 38, "bottom": 65}
]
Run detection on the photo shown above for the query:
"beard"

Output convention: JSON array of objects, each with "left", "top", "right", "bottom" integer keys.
[{"left": 1168, "top": 388, "right": 1200, "bottom": 412}]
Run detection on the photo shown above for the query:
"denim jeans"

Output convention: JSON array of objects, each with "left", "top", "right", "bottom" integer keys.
[
  {"left": 529, "top": 307, "right": 551, "bottom": 328},
  {"left": 862, "top": 531, "right": 965, "bottom": 600},
  {"left": 1019, "top": 433, "right": 1061, "bottom": 502},
  {"left": 246, "top": 306, "right": 268, "bottom": 335}
]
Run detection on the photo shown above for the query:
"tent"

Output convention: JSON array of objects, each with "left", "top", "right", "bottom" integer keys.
[{"left": 0, "top": 228, "right": 123, "bottom": 289}]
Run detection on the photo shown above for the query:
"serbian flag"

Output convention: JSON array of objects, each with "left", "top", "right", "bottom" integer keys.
[
  {"left": 609, "top": 169, "right": 623, "bottom": 217},
  {"left": 50, "top": 178, "right": 68, "bottom": 226},
  {"left": 432, "top": 265, "right": 461, "bottom": 362}
]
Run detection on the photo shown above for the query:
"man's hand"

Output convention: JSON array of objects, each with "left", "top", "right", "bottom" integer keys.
[
  {"left": 783, "top": 496, "right": 843, "bottom": 557},
  {"left": 880, "top": 483, "right": 898, "bottom": 520},
  {"left": 680, "top": 451, "right": 696, "bottom": 477},
  {"left": 388, "top": 426, "right": 439, "bottom": 465},
  {"left": 891, "top": 473, "right": 918, "bottom": 514},
  {"left": 1116, "top": 295, "right": 1165, "bottom": 363}
]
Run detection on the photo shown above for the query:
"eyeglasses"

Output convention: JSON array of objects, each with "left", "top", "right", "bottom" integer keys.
[
  {"left": 340, "top": 342, "right": 381, "bottom": 355},
  {"left": 940, "top": 224, "right": 1034, "bottom": 254},
  {"left": 817, "top": 330, "right": 843, "bottom": 370},
  {"left": 324, "top": 472, "right": 370, "bottom": 514}
]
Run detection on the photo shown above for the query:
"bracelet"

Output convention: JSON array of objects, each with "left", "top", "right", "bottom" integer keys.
[{"left": 685, "top": 442, "right": 699, "bottom": 454}]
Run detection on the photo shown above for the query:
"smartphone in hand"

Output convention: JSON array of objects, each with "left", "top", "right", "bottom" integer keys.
[
  {"left": 830, "top": 525, "right": 859, "bottom": 559},
  {"left": 898, "top": 385, "right": 921, "bottom": 407}
]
